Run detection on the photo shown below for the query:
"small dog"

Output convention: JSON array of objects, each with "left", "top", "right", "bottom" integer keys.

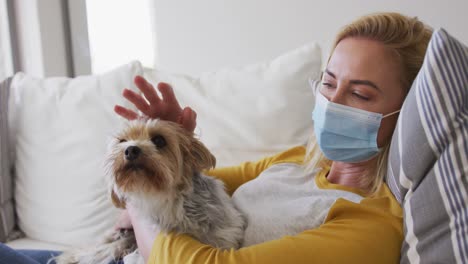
[{"left": 53, "top": 118, "right": 245, "bottom": 264}]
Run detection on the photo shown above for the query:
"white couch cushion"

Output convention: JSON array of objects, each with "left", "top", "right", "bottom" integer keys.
[
  {"left": 143, "top": 42, "right": 322, "bottom": 167},
  {"left": 8, "top": 61, "right": 143, "bottom": 246}
]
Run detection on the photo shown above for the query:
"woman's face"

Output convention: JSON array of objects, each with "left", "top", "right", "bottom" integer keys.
[{"left": 320, "top": 37, "right": 406, "bottom": 147}]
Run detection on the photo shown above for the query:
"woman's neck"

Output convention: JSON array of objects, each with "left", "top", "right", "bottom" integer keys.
[{"left": 327, "top": 158, "right": 377, "bottom": 192}]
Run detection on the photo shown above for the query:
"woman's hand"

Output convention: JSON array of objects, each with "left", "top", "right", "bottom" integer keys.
[
  {"left": 126, "top": 204, "right": 160, "bottom": 263},
  {"left": 114, "top": 75, "right": 197, "bottom": 132},
  {"left": 114, "top": 209, "right": 133, "bottom": 230},
  {"left": 114, "top": 206, "right": 159, "bottom": 262}
]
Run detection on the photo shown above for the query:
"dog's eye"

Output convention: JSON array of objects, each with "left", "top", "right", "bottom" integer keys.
[
  {"left": 119, "top": 139, "right": 127, "bottom": 143},
  {"left": 151, "top": 135, "right": 166, "bottom": 148}
]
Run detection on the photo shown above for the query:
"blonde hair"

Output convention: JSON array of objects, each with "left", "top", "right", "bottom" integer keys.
[{"left": 304, "top": 12, "right": 433, "bottom": 195}]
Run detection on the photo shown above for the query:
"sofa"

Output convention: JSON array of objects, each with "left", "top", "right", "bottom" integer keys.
[{"left": 0, "top": 28, "right": 467, "bottom": 264}]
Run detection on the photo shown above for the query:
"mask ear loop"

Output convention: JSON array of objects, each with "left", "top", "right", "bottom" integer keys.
[{"left": 383, "top": 109, "right": 401, "bottom": 118}]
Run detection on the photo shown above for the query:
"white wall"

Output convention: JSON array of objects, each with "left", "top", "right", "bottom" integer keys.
[
  {"left": 151, "top": 0, "right": 468, "bottom": 76},
  {"left": 0, "top": 0, "right": 14, "bottom": 80}
]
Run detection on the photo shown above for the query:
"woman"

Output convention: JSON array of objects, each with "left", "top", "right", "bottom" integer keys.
[
  {"left": 0, "top": 12, "right": 432, "bottom": 264},
  {"left": 114, "top": 12, "right": 432, "bottom": 264}
]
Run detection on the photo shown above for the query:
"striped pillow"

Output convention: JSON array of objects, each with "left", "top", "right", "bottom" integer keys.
[
  {"left": 0, "top": 77, "right": 15, "bottom": 242},
  {"left": 386, "top": 29, "right": 468, "bottom": 264}
]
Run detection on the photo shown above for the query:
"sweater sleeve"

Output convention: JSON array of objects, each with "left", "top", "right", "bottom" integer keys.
[
  {"left": 202, "top": 160, "right": 273, "bottom": 196},
  {"left": 148, "top": 196, "right": 403, "bottom": 264},
  {"left": 203, "top": 146, "right": 306, "bottom": 195}
]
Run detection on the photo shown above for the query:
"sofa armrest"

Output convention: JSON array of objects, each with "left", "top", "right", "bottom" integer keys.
[{"left": 0, "top": 76, "right": 16, "bottom": 243}]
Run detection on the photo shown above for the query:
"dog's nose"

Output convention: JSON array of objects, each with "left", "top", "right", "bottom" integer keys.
[{"left": 125, "top": 146, "right": 141, "bottom": 161}]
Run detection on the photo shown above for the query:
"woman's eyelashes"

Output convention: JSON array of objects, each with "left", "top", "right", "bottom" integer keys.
[
  {"left": 352, "top": 92, "right": 370, "bottom": 101},
  {"left": 321, "top": 82, "right": 371, "bottom": 101}
]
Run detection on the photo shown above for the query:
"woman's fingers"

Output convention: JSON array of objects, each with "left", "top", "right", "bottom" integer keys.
[
  {"left": 181, "top": 107, "right": 197, "bottom": 132},
  {"left": 158, "top": 82, "right": 181, "bottom": 107},
  {"left": 127, "top": 76, "right": 195, "bottom": 130},
  {"left": 114, "top": 105, "right": 139, "bottom": 120},
  {"left": 115, "top": 104, "right": 196, "bottom": 132},
  {"left": 122, "top": 89, "right": 151, "bottom": 115},
  {"left": 134, "top": 76, "right": 161, "bottom": 105}
]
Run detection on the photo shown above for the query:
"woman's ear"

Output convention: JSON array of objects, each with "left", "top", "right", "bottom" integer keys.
[{"left": 111, "top": 189, "right": 126, "bottom": 209}]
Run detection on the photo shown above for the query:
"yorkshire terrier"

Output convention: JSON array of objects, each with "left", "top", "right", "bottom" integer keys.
[{"left": 53, "top": 118, "right": 245, "bottom": 264}]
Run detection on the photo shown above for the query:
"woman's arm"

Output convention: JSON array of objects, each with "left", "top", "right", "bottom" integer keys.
[{"left": 146, "top": 198, "right": 403, "bottom": 264}]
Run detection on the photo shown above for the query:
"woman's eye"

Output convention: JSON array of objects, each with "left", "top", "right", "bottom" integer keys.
[
  {"left": 322, "top": 83, "right": 335, "bottom": 89},
  {"left": 119, "top": 139, "right": 127, "bottom": 143},
  {"left": 151, "top": 135, "right": 167, "bottom": 148},
  {"left": 353, "top": 93, "right": 370, "bottom": 101}
]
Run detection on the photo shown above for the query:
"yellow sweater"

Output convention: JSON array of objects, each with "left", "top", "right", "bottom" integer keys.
[{"left": 148, "top": 146, "right": 403, "bottom": 264}]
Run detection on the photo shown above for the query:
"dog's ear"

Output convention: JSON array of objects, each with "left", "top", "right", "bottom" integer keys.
[
  {"left": 111, "top": 189, "right": 126, "bottom": 209},
  {"left": 188, "top": 137, "right": 216, "bottom": 171}
]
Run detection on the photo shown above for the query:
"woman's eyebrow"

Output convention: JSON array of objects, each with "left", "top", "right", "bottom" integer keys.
[
  {"left": 349, "top": 79, "right": 382, "bottom": 92},
  {"left": 325, "top": 68, "right": 382, "bottom": 92},
  {"left": 324, "top": 69, "right": 336, "bottom": 78}
]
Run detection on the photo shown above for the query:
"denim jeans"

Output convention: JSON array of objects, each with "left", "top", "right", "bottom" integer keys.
[
  {"left": 0, "top": 243, "right": 59, "bottom": 264},
  {"left": 0, "top": 243, "right": 123, "bottom": 264}
]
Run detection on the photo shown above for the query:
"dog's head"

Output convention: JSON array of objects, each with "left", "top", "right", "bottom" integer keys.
[{"left": 106, "top": 118, "right": 216, "bottom": 208}]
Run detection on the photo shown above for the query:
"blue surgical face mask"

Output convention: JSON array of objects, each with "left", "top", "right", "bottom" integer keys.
[{"left": 312, "top": 92, "right": 400, "bottom": 163}]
